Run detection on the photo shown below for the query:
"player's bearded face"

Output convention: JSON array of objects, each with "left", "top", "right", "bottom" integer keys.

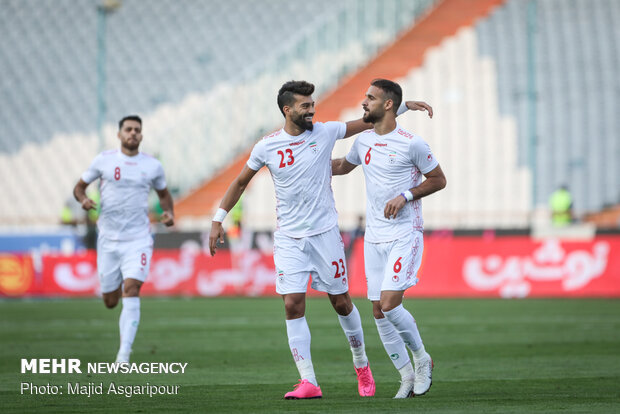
[
  {"left": 362, "top": 104, "right": 384, "bottom": 124},
  {"left": 119, "top": 121, "right": 143, "bottom": 150},
  {"left": 290, "top": 96, "right": 314, "bottom": 131},
  {"left": 292, "top": 109, "right": 314, "bottom": 131}
]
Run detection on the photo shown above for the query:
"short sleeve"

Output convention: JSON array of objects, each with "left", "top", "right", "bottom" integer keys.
[
  {"left": 81, "top": 154, "right": 103, "bottom": 184},
  {"left": 323, "top": 121, "right": 347, "bottom": 141},
  {"left": 246, "top": 140, "right": 266, "bottom": 171},
  {"left": 409, "top": 136, "right": 439, "bottom": 174},
  {"left": 345, "top": 138, "right": 362, "bottom": 165},
  {"left": 152, "top": 162, "right": 167, "bottom": 190}
]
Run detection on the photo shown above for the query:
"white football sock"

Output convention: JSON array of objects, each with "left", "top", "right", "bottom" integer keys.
[
  {"left": 119, "top": 297, "right": 140, "bottom": 354},
  {"left": 286, "top": 317, "right": 317, "bottom": 386},
  {"left": 399, "top": 362, "right": 415, "bottom": 380},
  {"left": 337, "top": 305, "right": 368, "bottom": 369},
  {"left": 383, "top": 304, "right": 425, "bottom": 360},
  {"left": 374, "top": 316, "right": 411, "bottom": 371}
]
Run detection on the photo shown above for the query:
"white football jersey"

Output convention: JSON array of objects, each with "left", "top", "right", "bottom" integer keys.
[
  {"left": 346, "top": 123, "right": 438, "bottom": 243},
  {"left": 81, "top": 150, "right": 167, "bottom": 241},
  {"left": 247, "top": 121, "right": 346, "bottom": 238}
]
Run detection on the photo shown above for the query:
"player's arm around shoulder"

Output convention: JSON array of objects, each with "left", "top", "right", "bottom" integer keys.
[
  {"left": 402, "top": 100, "right": 433, "bottom": 118},
  {"left": 343, "top": 100, "right": 434, "bottom": 139},
  {"left": 208, "top": 164, "right": 259, "bottom": 256}
]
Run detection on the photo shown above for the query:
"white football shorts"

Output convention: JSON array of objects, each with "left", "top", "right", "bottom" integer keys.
[
  {"left": 274, "top": 226, "right": 349, "bottom": 295},
  {"left": 364, "top": 231, "right": 423, "bottom": 300},
  {"left": 96, "top": 235, "right": 154, "bottom": 294}
]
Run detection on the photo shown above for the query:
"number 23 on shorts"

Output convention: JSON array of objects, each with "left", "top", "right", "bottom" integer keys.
[{"left": 332, "top": 258, "right": 346, "bottom": 278}]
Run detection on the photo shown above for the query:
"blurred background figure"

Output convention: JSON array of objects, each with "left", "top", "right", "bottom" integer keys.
[
  {"left": 345, "top": 215, "right": 366, "bottom": 259},
  {"left": 549, "top": 185, "right": 574, "bottom": 227},
  {"left": 59, "top": 197, "right": 83, "bottom": 227},
  {"left": 84, "top": 188, "right": 101, "bottom": 250}
]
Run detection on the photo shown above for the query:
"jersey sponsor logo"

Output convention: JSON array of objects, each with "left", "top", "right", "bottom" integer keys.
[
  {"left": 390, "top": 353, "right": 400, "bottom": 360},
  {"left": 289, "top": 140, "right": 305, "bottom": 146},
  {"left": 397, "top": 129, "right": 414, "bottom": 139},
  {"left": 124, "top": 161, "right": 137, "bottom": 166},
  {"left": 374, "top": 143, "right": 387, "bottom": 147}
]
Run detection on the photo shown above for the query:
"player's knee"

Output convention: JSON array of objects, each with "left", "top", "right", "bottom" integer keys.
[
  {"left": 123, "top": 282, "right": 142, "bottom": 297},
  {"left": 284, "top": 302, "right": 304, "bottom": 319},
  {"left": 372, "top": 303, "right": 385, "bottom": 319},
  {"left": 103, "top": 297, "right": 119, "bottom": 309},
  {"left": 123, "top": 287, "right": 140, "bottom": 297},
  {"left": 330, "top": 295, "right": 353, "bottom": 316},
  {"left": 379, "top": 299, "right": 397, "bottom": 313}
]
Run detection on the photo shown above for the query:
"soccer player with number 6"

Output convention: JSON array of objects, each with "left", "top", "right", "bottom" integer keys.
[
  {"left": 332, "top": 79, "right": 446, "bottom": 399},
  {"left": 73, "top": 115, "right": 174, "bottom": 364},
  {"left": 209, "top": 80, "right": 432, "bottom": 399}
]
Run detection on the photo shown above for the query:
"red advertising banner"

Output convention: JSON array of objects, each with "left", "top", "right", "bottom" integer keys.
[
  {"left": 406, "top": 236, "right": 620, "bottom": 298},
  {"left": 8, "top": 236, "right": 620, "bottom": 298},
  {"left": 0, "top": 254, "right": 37, "bottom": 296}
]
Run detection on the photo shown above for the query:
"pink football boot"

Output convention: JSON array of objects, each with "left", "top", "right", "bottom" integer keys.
[
  {"left": 284, "top": 379, "right": 323, "bottom": 399},
  {"left": 355, "top": 364, "right": 376, "bottom": 397}
]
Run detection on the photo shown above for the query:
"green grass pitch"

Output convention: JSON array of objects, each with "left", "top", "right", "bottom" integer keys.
[{"left": 1, "top": 297, "right": 619, "bottom": 413}]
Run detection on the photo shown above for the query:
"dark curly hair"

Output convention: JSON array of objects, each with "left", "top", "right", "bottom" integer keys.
[
  {"left": 371, "top": 79, "right": 402, "bottom": 114},
  {"left": 277, "top": 81, "right": 315, "bottom": 117}
]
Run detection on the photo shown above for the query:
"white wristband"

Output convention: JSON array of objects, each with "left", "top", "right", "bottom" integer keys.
[
  {"left": 396, "top": 101, "right": 408, "bottom": 116},
  {"left": 400, "top": 190, "right": 414, "bottom": 202},
  {"left": 212, "top": 208, "right": 228, "bottom": 223}
]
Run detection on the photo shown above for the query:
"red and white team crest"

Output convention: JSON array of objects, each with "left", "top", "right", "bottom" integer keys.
[
  {"left": 392, "top": 275, "right": 399, "bottom": 282},
  {"left": 427, "top": 154, "right": 433, "bottom": 161}
]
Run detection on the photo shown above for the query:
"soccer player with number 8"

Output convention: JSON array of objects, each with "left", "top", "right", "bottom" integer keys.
[{"left": 73, "top": 115, "right": 175, "bottom": 364}]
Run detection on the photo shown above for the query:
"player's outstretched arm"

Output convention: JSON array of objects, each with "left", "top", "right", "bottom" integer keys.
[
  {"left": 383, "top": 164, "right": 446, "bottom": 219},
  {"left": 331, "top": 157, "right": 358, "bottom": 176},
  {"left": 343, "top": 100, "right": 433, "bottom": 138},
  {"left": 405, "top": 100, "right": 433, "bottom": 118},
  {"left": 156, "top": 188, "right": 175, "bottom": 227},
  {"left": 209, "top": 165, "right": 258, "bottom": 256},
  {"left": 73, "top": 179, "right": 97, "bottom": 211}
]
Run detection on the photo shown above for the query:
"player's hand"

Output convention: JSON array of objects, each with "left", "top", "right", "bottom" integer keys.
[
  {"left": 405, "top": 101, "right": 433, "bottom": 118},
  {"left": 160, "top": 211, "right": 174, "bottom": 227},
  {"left": 209, "top": 221, "right": 225, "bottom": 256},
  {"left": 80, "top": 198, "right": 97, "bottom": 211},
  {"left": 384, "top": 195, "right": 407, "bottom": 219}
]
